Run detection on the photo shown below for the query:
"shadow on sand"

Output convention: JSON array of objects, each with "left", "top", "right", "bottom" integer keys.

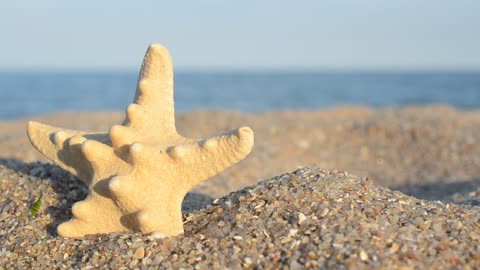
[{"left": 390, "top": 178, "right": 480, "bottom": 206}]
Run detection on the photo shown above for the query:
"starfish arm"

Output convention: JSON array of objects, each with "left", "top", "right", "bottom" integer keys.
[
  {"left": 137, "top": 44, "right": 173, "bottom": 84},
  {"left": 168, "top": 126, "right": 255, "bottom": 190},
  {"left": 57, "top": 196, "right": 127, "bottom": 238},
  {"left": 127, "top": 44, "right": 176, "bottom": 133},
  {"left": 27, "top": 121, "right": 106, "bottom": 183}
]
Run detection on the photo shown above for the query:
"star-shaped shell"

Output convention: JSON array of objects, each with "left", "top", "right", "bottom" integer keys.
[{"left": 27, "top": 44, "right": 254, "bottom": 238}]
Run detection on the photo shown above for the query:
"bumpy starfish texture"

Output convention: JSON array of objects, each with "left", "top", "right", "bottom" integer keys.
[{"left": 27, "top": 44, "right": 254, "bottom": 238}]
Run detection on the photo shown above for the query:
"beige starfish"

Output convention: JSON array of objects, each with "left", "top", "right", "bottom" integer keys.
[{"left": 27, "top": 44, "right": 254, "bottom": 238}]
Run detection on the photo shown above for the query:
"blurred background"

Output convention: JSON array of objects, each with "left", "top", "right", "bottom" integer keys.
[{"left": 0, "top": 1, "right": 479, "bottom": 120}]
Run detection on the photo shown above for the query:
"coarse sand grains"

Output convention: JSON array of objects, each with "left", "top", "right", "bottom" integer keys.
[{"left": 1, "top": 106, "right": 480, "bottom": 269}]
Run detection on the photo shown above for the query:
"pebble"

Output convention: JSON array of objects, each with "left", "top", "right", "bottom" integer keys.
[
  {"left": 297, "top": 212, "right": 307, "bottom": 224},
  {"left": 133, "top": 247, "right": 145, "bottom": 260},
  {"left": 359, "top": 249, "right": 369, "bottom": 262}
]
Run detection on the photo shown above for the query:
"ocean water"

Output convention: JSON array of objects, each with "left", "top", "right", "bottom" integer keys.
[{"left": 0, "top": 71, "right": 479, "bottom": 120}]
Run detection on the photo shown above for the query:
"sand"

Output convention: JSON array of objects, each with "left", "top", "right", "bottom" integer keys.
[{"left": 1, "top": 106, "right": 479, "bottom": 269}]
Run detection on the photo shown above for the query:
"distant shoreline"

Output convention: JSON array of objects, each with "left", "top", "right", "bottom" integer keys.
[
  {"left": 2, "top": 103, "right": 480, "bottom": 123},
  {"left": 1, "top": 71, "right": 479, "bottom": 119}
]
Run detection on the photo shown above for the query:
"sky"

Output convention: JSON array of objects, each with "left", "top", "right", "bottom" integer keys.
[{"left": 0, "top": 1, "right": 479, "bottom": 71}]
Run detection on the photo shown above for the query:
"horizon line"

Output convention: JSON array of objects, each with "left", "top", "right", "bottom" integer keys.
[{"left": 1, "top": 66, "right": 480, "bottom": 73}]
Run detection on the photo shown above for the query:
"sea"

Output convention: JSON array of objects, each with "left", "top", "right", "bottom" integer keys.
[{"left": 0, "top": 71, "right": 479, "bottom": 120}]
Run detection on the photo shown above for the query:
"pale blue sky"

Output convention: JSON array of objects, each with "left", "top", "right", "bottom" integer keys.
[{"left": 1, "top": 1, "right": 479, "bottom": 70}]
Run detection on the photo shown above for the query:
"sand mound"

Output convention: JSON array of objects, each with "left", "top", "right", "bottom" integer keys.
[{"left": 1, "top": 161, "right": 479, "bottom": 269}]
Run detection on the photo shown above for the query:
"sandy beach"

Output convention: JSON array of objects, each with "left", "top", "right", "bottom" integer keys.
[{"left": 1, "top": 106, "right": 480, "bottom": 269}]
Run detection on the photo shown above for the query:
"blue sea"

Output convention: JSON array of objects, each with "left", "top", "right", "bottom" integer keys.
[{"left": 0, "top": 71, "right": 479, "bottom": 120}]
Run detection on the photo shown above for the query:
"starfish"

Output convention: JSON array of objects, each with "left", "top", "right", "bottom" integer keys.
[{"left": 27, "top": 44, "right": 254, "bottom": 238}]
